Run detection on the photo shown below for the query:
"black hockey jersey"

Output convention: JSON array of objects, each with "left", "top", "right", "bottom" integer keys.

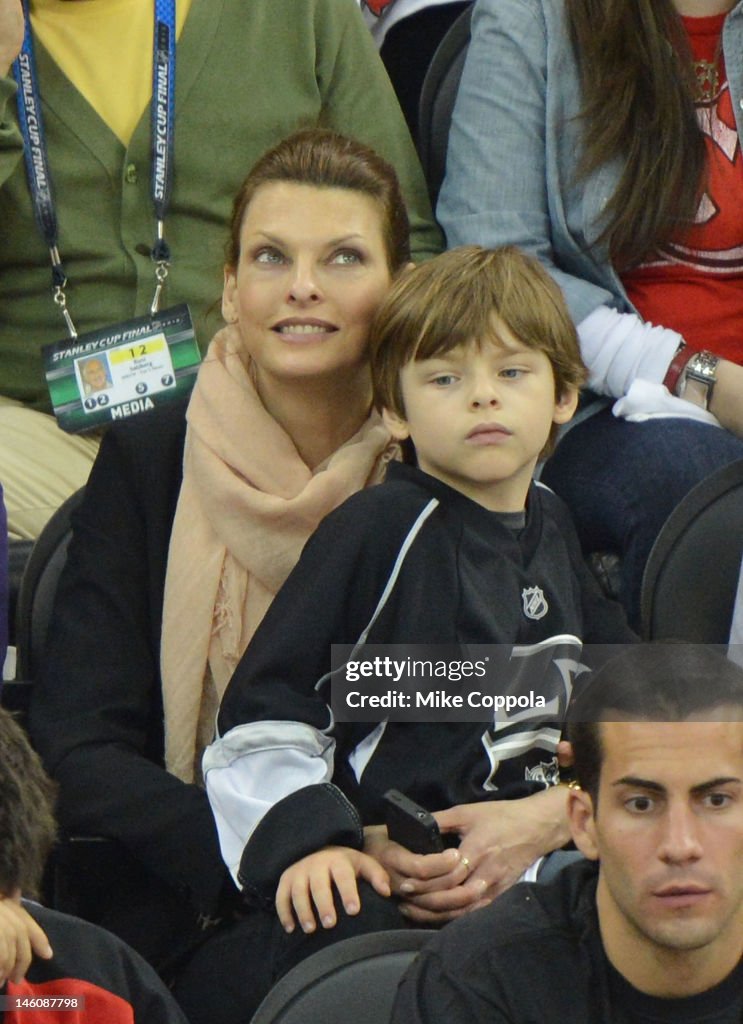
[{"left": 204, "top": 463, "right": 635, "bottom": 900}]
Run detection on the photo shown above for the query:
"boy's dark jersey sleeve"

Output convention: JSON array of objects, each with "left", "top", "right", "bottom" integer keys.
[
  {"left": 205, "top": 483, "right": 437, "bottom": 899},
  {"left": 216, "top": 484, "right": 429, "bottom": 733}
]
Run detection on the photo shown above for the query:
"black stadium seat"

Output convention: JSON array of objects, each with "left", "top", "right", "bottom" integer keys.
[
  {"left": 640, "top": 459, "right": 743, "bottom": 642},
  {"left": 417, "top": 3, "right": 473, "bottom": 207},
  {"left": 249, "top": 929, "right": 434, "bottom": 1024}
]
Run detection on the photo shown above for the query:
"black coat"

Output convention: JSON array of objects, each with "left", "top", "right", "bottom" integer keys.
[
  {"left": 392, "top": 859, "right": 743, "bottom": 1023},
  {"left": 30, "top": 400, "right": 235, "bottom": 967}
]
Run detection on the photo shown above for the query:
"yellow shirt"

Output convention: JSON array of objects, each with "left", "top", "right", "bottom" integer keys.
[{"left": 30, "top": 0, "right": 192, "bottom": 145}]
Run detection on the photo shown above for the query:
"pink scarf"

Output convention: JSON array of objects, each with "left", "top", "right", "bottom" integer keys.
[{"left": 160, "top": 326, "right": 394, "bottom": 782}]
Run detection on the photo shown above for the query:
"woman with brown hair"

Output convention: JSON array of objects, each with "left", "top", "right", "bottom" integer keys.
[
  {"left": 29, "top": 128, "right": 411, "bottom": 1024},
  {"left": 439, "top": 0, "right": 743, "bottom": 629}
]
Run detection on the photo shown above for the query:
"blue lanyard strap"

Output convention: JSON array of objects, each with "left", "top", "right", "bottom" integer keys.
[
  {"left": 13, "top": 2, "right": 64, "bottom": 276},
  {"left": 12, "top": 0, "right": 178, "bottom": 332},
  {"left": 152, "top": 0, "right": 176, "bottom": 226},
  {"left": 151, "top": 0, "right": 176, "bottom": 312}
]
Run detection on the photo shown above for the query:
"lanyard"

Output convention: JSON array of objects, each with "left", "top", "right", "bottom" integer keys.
[
  {"left": 151, "top": 0, "right": 177, "bottom": 315},
  {"left": 12, "top": 0, "right": 177, "bottom": 338}
]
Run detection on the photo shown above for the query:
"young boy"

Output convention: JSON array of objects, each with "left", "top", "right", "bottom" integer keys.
[
  {"left": 0, "top": 706, "right": 188, "bottom": 1023},
  {"left": 204, "top": 246, "right": 635, "bottom": 965}
]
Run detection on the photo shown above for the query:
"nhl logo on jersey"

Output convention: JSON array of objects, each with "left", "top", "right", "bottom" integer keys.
[{"left": 521, "top": 586, "right": 548, "bottom": 620}]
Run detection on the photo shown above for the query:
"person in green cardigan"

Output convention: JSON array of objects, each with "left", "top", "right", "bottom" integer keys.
[{"left": 0, "top": 0, "right": 440, "bottom": 539}]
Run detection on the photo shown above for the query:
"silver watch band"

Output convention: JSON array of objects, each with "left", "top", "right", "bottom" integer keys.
[{"left": 679, "top": 350, "right": 719, "bottom": 411}]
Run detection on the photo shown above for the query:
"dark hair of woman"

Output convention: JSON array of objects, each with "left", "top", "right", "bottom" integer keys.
[
  {"left": 565, "top": 0, "right": 708, "bottom": 270},
  {"left": 225, "top": 128, "right": 411, "bottom": 274}
]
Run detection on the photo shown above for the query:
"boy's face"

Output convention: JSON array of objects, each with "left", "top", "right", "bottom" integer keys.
[{"left": 382, "top": 322, "right": 577, "bottom": 512}]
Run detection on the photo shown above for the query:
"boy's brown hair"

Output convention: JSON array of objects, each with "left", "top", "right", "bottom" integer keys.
[
  {"left": 370, "top": 245, "right": 586, "bottom": 455},
  {"left": 0, "top": 708, "right": 56, "bottom": 898}
]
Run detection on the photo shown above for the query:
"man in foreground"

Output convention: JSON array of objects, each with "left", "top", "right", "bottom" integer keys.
[{"left": 392, "top": 644, "right": 743, "bottom": 1022}]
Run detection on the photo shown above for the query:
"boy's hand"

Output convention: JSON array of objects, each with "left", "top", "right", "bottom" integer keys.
[
  {"left": 0, "top": 895, "right": 53, "bottom": 986},
  {"left": 276, "top": 846, "right": 390, "bottom": 935}
]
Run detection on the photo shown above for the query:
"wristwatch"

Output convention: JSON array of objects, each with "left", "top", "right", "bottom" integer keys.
[{"left": 679, "top": 350, "right": 719, "bottom": 411}]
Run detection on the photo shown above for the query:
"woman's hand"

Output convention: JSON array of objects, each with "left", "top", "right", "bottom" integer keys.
[
  {"left": 275, "top": 846, "right": 390, "bottom": 935},
  {"left": 0, "top": 894, "right": 53, "bottom": 986},
  {"left": 363, "top": 824, "right": 468, "bottom": 895},
  {"left": 391, "top": 787, "right": 571, "bottom": 925},
  {"left": 363, "top": 824, "right": 486, "bottom": 925},
  {"left": 0, "top": 0, "right": 24, "bottom": 77},
  {"left": 709, "top": 359, "right": 743, "bottom": 439}
]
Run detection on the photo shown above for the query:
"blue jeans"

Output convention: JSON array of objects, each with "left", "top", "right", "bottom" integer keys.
[{"left": 541, "top": 409, "right": 743, "bottom": 630}]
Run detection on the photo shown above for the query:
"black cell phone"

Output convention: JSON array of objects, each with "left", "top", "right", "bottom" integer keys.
[{"left": 383, "top": 788, "right": 444, "bottom": 855}]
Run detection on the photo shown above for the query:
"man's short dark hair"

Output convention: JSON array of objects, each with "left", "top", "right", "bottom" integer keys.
[
  {"left": 568, "top": 644, "right": 743, "bottom": 802},
  {"left": 0, "top": 708, "right": 56, "bottom": 897}
]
